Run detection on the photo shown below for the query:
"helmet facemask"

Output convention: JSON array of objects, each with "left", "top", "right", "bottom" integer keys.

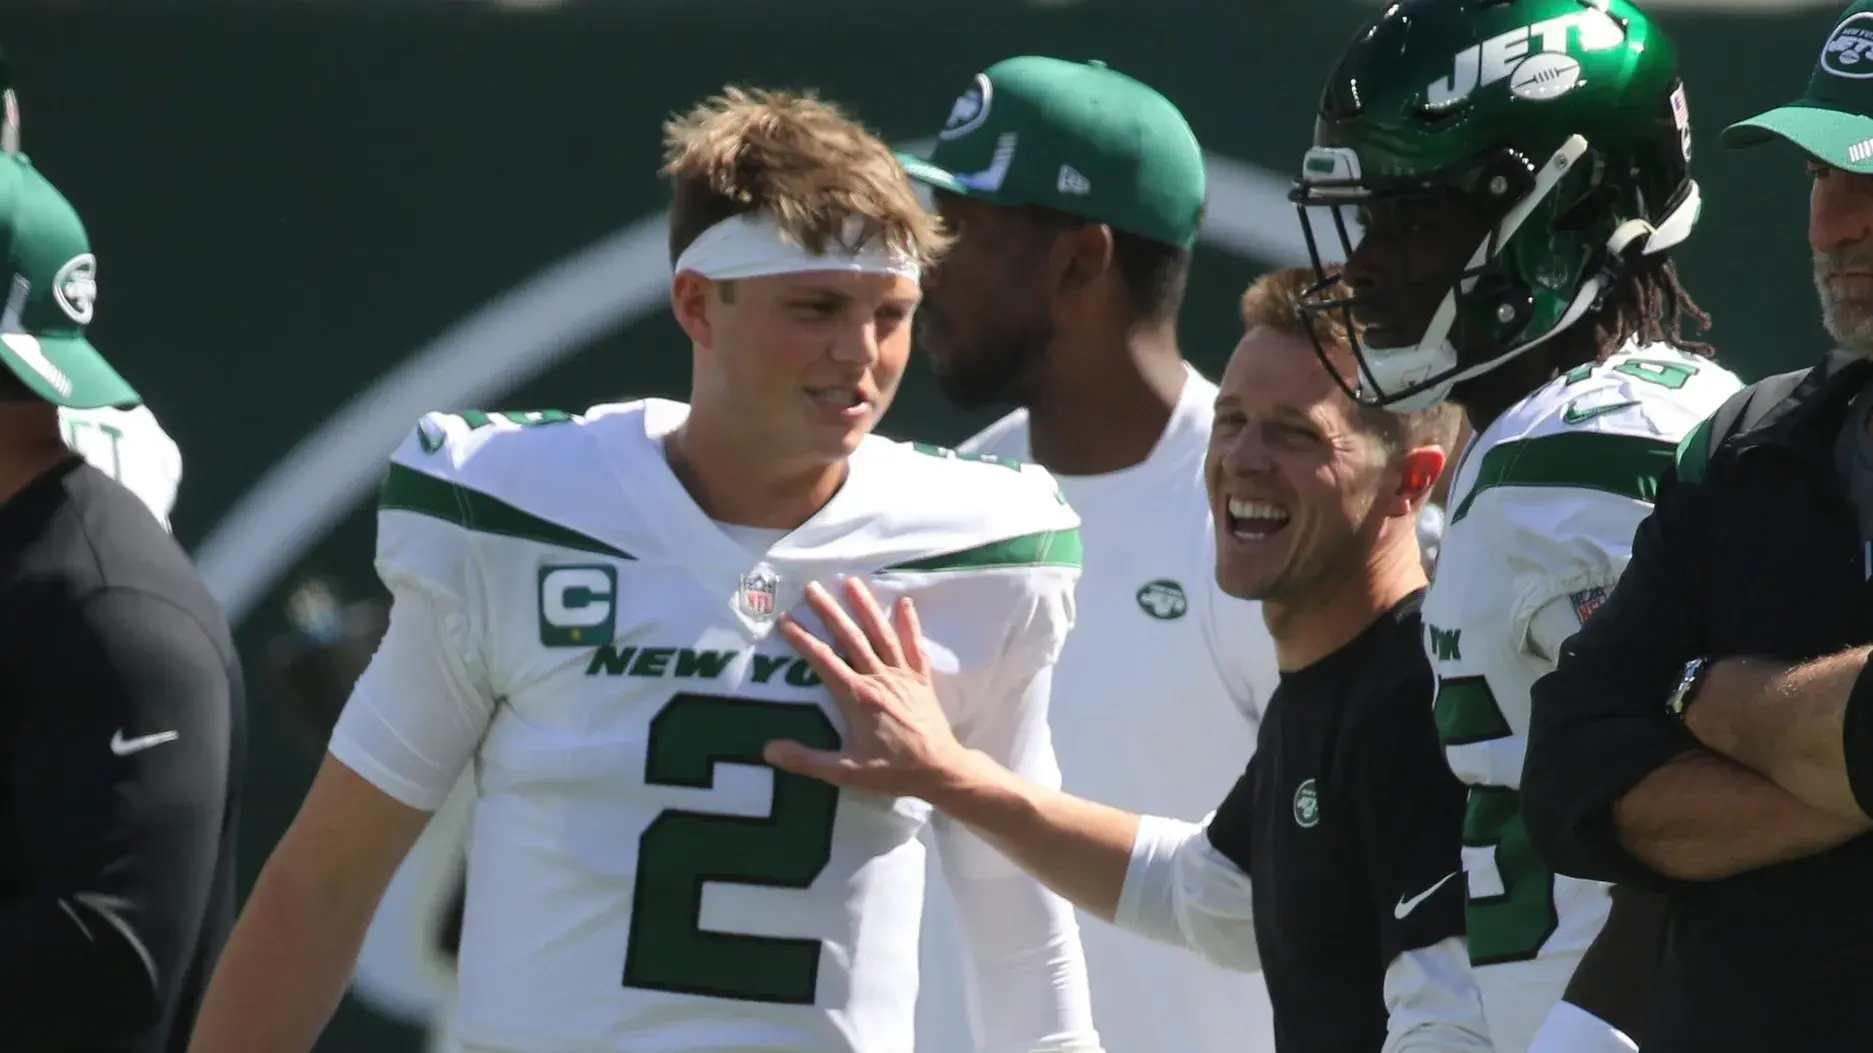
[
  {"left": 1292, "top": 135, "right": 1613, "bottom": 411},
  {"left": 1293, "top": 131, "right": 1702, "bottom": 414}
]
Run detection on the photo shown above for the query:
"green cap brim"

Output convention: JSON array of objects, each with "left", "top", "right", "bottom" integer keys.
[
  {"left": 0, "top": 332, "right": 140, "bottom": 409},
  {"left": 1721, "top": 104, "right": 1873, "bottom": 174}
]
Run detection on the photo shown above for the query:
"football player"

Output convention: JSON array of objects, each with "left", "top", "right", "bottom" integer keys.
[
  {"left": 1287, "top": 2, "right": 1742, "bottom": 1051},
  {"left": 1, "top": 48, "right": 185, "bottom": 529},
  {"left": 188, "top": 88, "right": 1102, "bottom": 1053}
]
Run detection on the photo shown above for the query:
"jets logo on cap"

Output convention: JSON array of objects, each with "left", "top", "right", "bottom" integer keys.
[
  {"left": 54, "top": 254, "right": 96, "bottom": 325},
  {"left": 1822, "top": 13, "right": 1873, "bottom": 80},
  {"left": 939, "top": 73, "right": 993, "bottom": 141}
]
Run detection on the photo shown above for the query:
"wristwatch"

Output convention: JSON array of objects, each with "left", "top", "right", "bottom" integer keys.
[{"left": 1666, "top": 657, "right": 1710, "bottom": 721}]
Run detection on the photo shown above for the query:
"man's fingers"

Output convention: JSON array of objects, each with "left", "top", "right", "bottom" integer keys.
[
  {"left": 763, "top": 739, "right": 854, "bottom": 780},
  {"left": 842, "top": 577, "right": 907, "bottom": 670},
  {"left": 896, "top": 597, "right": 932, "bottom": 680},
  {"left": 802, "top": 581, "right": 881, "bottom": 675},
  {"left": 778, "top": 616, "right": 867, "bottom": 703}
]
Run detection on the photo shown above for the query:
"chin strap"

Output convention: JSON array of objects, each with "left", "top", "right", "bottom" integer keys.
[{"left": 1585, "top": 180, "right": 1702, "bottom": 316}]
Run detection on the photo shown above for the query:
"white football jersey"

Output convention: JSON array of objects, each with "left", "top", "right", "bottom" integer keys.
[
  {"left": 915, "top": 364, "right": 1281, "bottom": 1053},
  {"left": 330, "top": 399, "right": 1099, "bottom": 1053},
  {"left": 1424, "top": 343, "right": 1741, "bottom": 1052},
  {"left": 60, "top": 404, "right": 182, "bottom": 529}
]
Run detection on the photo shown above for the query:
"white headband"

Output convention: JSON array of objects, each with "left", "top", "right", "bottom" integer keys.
[{"left": 673, "top": 212, "right": 920, "bottom": 283}]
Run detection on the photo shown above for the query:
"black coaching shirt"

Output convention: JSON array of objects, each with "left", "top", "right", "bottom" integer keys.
[
  {"left": 1206, "top": 590, "right": 1469, "bottom": 1052},
  {"left": 0, "top": 457, "right": 245, "bottom": 1052}
]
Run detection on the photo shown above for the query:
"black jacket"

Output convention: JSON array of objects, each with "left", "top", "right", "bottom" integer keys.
[
  {"left": 1524, "top": 350, "right": 1873, "bottom": 1052},
  {"left": 0, "top": 459, "right": 246, "bottom": 1053}
]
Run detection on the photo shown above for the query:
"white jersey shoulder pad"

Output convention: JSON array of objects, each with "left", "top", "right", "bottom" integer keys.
[
  {"left": 956, "top": 408, "right": 1031, "bottom": 459},
  {"left": 1494, "top": 342, "right": 1744, "bottom": 447},
  {"left": 857, "top": 437, "right": 1081, "bottom": 577},
  {"left": 375, "top": 405, "right": 637, "bottom": 596}
]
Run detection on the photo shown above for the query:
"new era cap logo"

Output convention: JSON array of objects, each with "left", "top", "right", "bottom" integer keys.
[
  {"left": 1822, "top": 13, "right": 1873, "bottom": 80},
  {"left": 1057, "top": 165, "right": 1090, "bottom": 195},
  {"left": 939, "top": 73, "right": 993, "bottom": 141}
]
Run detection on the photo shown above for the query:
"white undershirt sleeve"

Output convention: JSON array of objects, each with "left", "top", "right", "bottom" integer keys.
[
  {"left": 1112, "top": 814, "right": 1261, "bottom": 972},
  {"left": 1526, "top": 1000, "right": 1638, "bottom": 1053},
  {"left": 1380, "top": 937, "right": 1495, "bottom": 1053},
  {"left": 328, "top": 577, "right": 498, "bottom": 812}
]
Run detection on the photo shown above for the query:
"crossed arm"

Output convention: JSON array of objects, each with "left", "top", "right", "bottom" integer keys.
[
  {"left": 1681, "top": 648, "right": 1873, "bottom": 826},
  {"left": 1524, "top": 477, "right": 1869, "bottom": 886}
]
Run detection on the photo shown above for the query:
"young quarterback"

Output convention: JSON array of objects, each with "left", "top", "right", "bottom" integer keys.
[
  {"left": 1288, "top": 1, "right": 1740, "bottom": 1051},
  {"left": 188, "top": 87, "right": 1102, "bottom": 1053}
]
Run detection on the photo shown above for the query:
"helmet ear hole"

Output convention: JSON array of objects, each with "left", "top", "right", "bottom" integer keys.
[{"left": 1463, "top": 268, "right": 1535, "bottom": 341}]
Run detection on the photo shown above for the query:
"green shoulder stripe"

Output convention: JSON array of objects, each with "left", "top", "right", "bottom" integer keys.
[
  {"left": 378, "top": 463, "right": 634, "bottom": 559},
  {"left": 1673, "top": 415, "right": 1715, "bottom": 486},
  {"left": 880, "top": 527, "right": 1082, "bottom": 574},
  {"left": 1451, "top": 432, "right": 1677, "bottom": 524}
]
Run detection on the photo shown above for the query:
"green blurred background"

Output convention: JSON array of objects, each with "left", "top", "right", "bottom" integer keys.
[{"left": 0, "top": 0, "right": 1849, "bottom": 1047}]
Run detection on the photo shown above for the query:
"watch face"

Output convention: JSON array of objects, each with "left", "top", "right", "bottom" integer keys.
[{"left": 1670, "top": 658, "right": 1706, "bottom": 716}]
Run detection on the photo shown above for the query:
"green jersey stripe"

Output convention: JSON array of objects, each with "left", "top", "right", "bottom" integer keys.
[
  {"left": 881, "top": 527, "right": 1083, "bottom": 574},
  {"left": 1451, "top": 432, "right": 1678, "bottom": 524},
  {"left": 378, "top": 463, "right": 635, "bottom": 560}
]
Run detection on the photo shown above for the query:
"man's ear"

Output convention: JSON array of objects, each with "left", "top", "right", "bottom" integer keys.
[
  {"left": 1388, "top": 445, "right": 1448, "bottom": 517},
  {"left": 671, "top": 271, "right": 718, "bottom": 349},
  {"left": 1057, "top": 222, "right": 1115, "bottom": 297}
]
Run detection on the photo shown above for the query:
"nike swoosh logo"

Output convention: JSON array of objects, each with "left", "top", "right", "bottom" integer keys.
[
  {"left": 1394, "top": 870, "right": 1459, "bottom": 920},
  {"left": 1561, "top": 399, "right": 1639, "bottom": 426},
  {"left": 111, "top": 729, "right": 179, "bottom": 756}
]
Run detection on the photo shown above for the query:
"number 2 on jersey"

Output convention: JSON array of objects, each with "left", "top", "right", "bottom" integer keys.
[{"left": 623, "top": 693, "right": 842, "bottom": 1004}]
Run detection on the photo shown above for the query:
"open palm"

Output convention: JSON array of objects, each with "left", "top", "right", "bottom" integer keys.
[{"left": 763, "top": 577, "right": 974, "bottom": 801}]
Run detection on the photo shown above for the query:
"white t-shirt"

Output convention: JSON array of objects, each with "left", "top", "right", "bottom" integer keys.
[
  {"left": 331, "top": 400, "right": 1100, "bottom": 1053},
  {"left": 916, "top": 364, "right": 1281, "bottom": 1053},
  {"left": 60, "top": 404, "right": 182, "bottom": 530}
]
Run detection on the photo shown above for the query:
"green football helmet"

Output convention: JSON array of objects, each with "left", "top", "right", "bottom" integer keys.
[{"left": 1289, "top": 0, "right": 1700, "bottom": 411}]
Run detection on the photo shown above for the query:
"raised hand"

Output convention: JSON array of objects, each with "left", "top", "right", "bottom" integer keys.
[{"left": 763, "top": 577, "right": 976, "bottom": 800}]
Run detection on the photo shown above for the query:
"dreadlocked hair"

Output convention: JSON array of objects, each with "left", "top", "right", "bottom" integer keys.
[{"left": 1590, "top": 254, "right": 1713, "bottom": 362}]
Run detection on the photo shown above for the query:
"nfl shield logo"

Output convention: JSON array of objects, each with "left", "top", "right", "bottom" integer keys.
[
  {"left": 1571, "top": 586, "right": 1608, "bottom": 625},
  {"left": 738, "top": 564, "right": 780, "bottom": 621}
]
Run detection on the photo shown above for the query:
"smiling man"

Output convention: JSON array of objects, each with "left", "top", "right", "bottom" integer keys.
[{"left": 763, "top": 267, "right": 1488, "bottom": 1053}]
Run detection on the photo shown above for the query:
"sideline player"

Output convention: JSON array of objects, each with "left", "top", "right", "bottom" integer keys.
[
  {"left": 187, "top": 87, "right": 1102, "bottom": 1053},
  {"left": 1286, "top": 1, "right": 1741, "bottom": 1049},
  {"left": 0, "top": 149, "right": 244, "bottom": 1053},
  {"left": 1, "top": 49, "right": 185, "bottom": 528},
  {"left": 895, "top": 56, "right": 1279, "bottom": 1053}
]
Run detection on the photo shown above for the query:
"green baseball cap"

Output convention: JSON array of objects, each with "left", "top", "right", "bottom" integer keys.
[
  {"left": 0, "top": 153, "right": 137, "bottom": 409},
  {"left": 896, "top": 56, "right": 1207, "bottom": 250},
  {"left": 1722, "top": 0, "right": 1873, "bottom": 172}
]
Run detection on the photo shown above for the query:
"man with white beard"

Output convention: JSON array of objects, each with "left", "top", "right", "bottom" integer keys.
[{"left": 1524, "top": 5, "right": 1873, "bottom": 1047}]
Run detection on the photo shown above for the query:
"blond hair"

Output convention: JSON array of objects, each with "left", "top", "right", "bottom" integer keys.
[
  {"left": 662, "top": 86, "right": 950, "bottom": 272},
  {"left": 1239, "top": 266, "right": 1465, "bottom": 456}
]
